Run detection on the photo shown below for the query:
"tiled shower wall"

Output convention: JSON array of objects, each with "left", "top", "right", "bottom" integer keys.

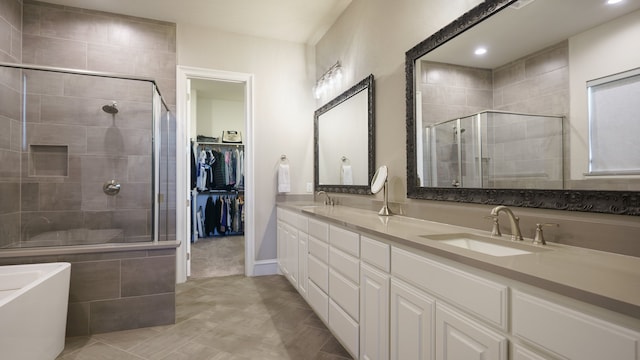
[
  {"left": 0, "top": 0, "right": 22, "bottom": 248},
  {"left": 16, "top": 0, "right": 177, "bottom": 244}
]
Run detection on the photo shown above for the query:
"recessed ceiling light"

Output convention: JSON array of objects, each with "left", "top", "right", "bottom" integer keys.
[
  {"left": 607, "top": 0, "right": 623, "bottom": 4},
  {"left": 475, "top": 47, "right": 487, "bottom": 56}
]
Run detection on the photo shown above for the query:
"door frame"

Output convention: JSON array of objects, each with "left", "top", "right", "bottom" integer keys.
[{"left": 176, "top": 65, "right": 255, "bottom": 282}]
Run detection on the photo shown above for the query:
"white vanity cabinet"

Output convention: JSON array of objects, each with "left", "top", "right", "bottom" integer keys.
[
  {"left": 391, "top": 246, "right": 508, "bottom": 360},
  {"left": 277, "top": 206, "right": 640, "bottom": 360},
  {"left": 276, "top": 208, "right": 309, "bottom": 295},
  {"left": 360, "top": 236, "right": 391, "bottom": 360}
]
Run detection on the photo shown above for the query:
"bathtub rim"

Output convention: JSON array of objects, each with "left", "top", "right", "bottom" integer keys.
[
  {"left": 0, "top": 262, "right": 71, "bottom": 307},
  {"left": 0, "top": 240, "right": 180, "bottom": 259}
]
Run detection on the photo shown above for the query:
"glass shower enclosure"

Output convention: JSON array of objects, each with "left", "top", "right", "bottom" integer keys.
[
  {"left": 0, "top": 62, "right": 174, "bottom": 249},
  {"left": 424, "top": 111, "right": 564, "bottom": 189}
]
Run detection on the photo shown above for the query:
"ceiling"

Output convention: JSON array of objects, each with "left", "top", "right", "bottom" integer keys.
[
  {"left": 424, "top": 0, "right": 640, "bottom": 69},
  {"left": 41, "top": 0, "right": 352, "bottom": 44}
]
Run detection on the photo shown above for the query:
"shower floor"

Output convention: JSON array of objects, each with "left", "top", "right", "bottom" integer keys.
[{"left": 190, "top": 236, "right": 245, "bottom": 278}]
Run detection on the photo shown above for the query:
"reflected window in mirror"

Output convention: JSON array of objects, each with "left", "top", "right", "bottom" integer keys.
[
  {"left": 588, "top": 68, "right": 640, "bottom": 175},
  {"left": 315, "top": 74, "right": 375, "bottom": 194},
  {"left": 405, "top": 0, "right": 640, "bottom": 214}
]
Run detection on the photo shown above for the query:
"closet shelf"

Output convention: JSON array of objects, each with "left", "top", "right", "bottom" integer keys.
[{"left": 197, "top": 189, "right": 244, "bottom": 194}]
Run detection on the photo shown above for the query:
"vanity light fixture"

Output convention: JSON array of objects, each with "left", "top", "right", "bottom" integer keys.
[
  {"left": 607, "top": 0, "right": 623, "bottom": 4},
  {"left": 314, "top": 61, "right": 343, "bottom": 99}
]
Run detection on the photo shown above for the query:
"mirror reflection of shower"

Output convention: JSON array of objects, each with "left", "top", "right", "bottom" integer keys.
[
  {"left": 102, "top": 101, "right": 118, "bottom": 114},
  {"left": 453, "top": 125, "right": 465, "bottom": 143}
]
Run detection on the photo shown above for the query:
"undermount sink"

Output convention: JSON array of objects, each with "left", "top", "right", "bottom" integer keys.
[{"left": 421, "top": 233, "right": 547, "bottom": 257}]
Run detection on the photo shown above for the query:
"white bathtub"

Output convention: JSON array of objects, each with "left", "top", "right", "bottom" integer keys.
[{"left": 0, "top": 262, "right": 71, "bottom": 360}]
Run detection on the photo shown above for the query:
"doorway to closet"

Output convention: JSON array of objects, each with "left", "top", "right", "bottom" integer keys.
[
  {"left": 176, "top": 66, "right": 254, "bottom": 282},
  {"left": 190, "top": 79, "right": 245, "bottom": 278}
]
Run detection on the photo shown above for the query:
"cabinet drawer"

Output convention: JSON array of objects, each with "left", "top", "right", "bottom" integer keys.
[
  {"left": 308, "top": 280, "right": 329, "bottom": 324},
  {"left": 329, "top": 269, "right": 359, "bottom": 321},
  {"left": 391, "top": 247, "right": 508, "bottom": 330},
  {"left": 277, "top": 208, "right": 296, "bottom": 225},
  {"left": 329, "top": 225, "right": 359, "bottom": 257},
  {"left": 512, "top": 290, "right": 640, "bottom": 360},
  {"left": 309, "top": 236, "right": 329, "bottom": 263},
  {"left": 361, "top": 235, "right": 390, "bottom": 272},
  {"left": 296, "top": 214, "right": 308, "bottom": 233},
  {"left": 329, "top": 298, "right": 359, "bottom": 359},
  {"left": 308, "top": 218, "right": 329, "bottom": 242},
  {"left": 330, "top": 246, "right": 359, "bottom": 284},
  {"left": 308, "top": 254, "right": 329, "bottom": 293}
]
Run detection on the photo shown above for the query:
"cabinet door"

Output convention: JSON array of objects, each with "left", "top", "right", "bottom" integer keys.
[
  {"left": 298, "top": 231, "right": 308, "bottom": 299},
  {"left": 285, "top": 223, "right": 298, "bottom": 287},
  {"left": 277, "top": 221, "right": 288, "bottom": 276},
  {"left": 390, "top": 278, "right": 435, "bottom": 360},
  {"left": 361, "top": 263, "right": 390, "bottom": 360},
  {"left": 435, "top": 303, "right": 507, "bottom": 360}
]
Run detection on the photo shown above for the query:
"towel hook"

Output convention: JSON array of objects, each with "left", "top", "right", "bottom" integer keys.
[{"left": 280, "top": 154, "right": 288, "bottom": 162}]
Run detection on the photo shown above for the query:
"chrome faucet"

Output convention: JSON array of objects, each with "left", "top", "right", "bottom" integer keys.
[
  {"left": 316, "top": 191, "right": 334, "bottom": 206},
  {"left": 490, "top": 206, "right": 523, "bottom": 241}
]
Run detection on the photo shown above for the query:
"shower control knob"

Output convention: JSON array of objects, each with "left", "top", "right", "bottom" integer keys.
[{"left": 103, "top": 180, "right": 121, "bottom": 196}]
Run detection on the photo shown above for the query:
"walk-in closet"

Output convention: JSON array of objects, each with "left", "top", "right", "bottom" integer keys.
[{"left": 189, "top": 79, "right": 246, "bottom": 278}]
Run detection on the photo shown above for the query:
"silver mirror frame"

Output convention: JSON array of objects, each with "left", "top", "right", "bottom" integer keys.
[
  {"left": 405, "top": 0, "right": 640, "bottom": 215},
  {"left": 315, "top": 74, "right": 375, "bottom": 195}
]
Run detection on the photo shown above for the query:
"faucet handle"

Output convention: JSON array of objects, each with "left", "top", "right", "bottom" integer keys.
[
  {"left": 484, "top": 215, "right": 502, "bottom": 237},
  {"left": 533, "top": 223, "right": 559, "bottom": 245}
]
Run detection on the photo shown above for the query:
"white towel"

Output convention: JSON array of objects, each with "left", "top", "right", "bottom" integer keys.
[
  {"left": 278, "top": 163, "right": 291, "bottom": 193},
  {"left": 341, "top": 165, "right": 353, "bottom": 185}
]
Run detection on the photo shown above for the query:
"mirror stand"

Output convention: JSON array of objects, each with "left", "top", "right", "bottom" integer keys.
[{"left": 378, "top": 180, "right": 392, "bottom": 216}]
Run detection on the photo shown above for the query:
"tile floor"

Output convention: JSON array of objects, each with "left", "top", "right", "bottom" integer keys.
[
  {"left": 57, "top": 275, "right": 353, "bottom": 359},
  {"left": 190, "top": 236, "right": 245, "bottom": 278}
]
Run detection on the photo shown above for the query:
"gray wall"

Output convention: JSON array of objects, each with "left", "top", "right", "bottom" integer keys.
[{"left": 0, "top": 0, "right": 178, "bottom": 335}]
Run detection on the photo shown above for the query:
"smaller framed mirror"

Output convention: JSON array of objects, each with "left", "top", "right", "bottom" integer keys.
[{"left": 315, "top": 74, "right": 375, "bottom": 194}]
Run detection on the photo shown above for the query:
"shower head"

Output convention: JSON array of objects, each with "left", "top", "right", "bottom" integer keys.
[{"left": 102, "top": 101, "right": 118, "bottom": 114}]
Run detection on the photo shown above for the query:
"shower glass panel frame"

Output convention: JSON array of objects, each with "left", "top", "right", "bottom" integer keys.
[
  {"left": 0, "top": 62, "right": 172, "bottom": 249},
  {"left": 425, "top": 111, "right": 563, "bottom": 189}
]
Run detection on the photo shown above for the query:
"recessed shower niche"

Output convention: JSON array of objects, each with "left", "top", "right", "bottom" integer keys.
[{"left": 29, "top": 145, "right": 69, "bottom": 177}]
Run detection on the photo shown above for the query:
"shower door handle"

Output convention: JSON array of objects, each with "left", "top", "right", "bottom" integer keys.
[{"left": 103, "top": 180, "right": 121, "bottom": 195}]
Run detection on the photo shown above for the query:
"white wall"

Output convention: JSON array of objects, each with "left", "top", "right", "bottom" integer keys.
[
  {"left": 315, "top": 0, "right": 483, "bottom": 201},
  {"left": 196, "top": 98, "right": 244, "bottom": 139},
  {"left": 569, "top": 9, "right": 640, "bottom": 180},
  {"left": 177, "top": 24, "right": 315, "bottom": 261}
]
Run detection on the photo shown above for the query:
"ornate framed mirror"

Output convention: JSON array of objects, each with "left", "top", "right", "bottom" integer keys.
[
  {"left": 315, "top": 74, "right": 375, "bottom": 194},
  {"left": 406, "top": 0, "right": 640, "bottom": 215}
]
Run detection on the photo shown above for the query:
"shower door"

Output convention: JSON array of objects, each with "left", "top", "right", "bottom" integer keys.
[{"left": 18, "top": 68, "right": 157, "bottom": 247}]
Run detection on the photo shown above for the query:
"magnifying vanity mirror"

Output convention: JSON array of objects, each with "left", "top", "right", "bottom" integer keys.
[
  {"left": 406, "top": 0, "right": 640, "bottom": 215},
  {"left": 371, "top": 165, "right": 392, "bottom": 216},
  {"left": 315, "top": 74, "right": 375, "bottom": 194}
]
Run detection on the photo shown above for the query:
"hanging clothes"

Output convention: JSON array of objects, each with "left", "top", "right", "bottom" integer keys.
[{"left": 204, "top": 196, "right": 216, "bottom": 236}]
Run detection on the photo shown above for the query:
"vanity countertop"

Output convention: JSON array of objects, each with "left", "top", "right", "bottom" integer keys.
[{"left": 278, "top": 202, "right": 640, "bottom": 320}]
